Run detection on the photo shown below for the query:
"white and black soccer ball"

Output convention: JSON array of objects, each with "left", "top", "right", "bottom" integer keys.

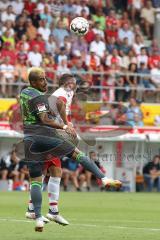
[{"left": 70, "top": 17, "right": 89, "bottom": 36}]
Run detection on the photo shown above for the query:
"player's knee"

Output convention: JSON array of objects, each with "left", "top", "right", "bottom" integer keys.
[
  {"left": 49, "top": 166, "right": 62, "bottom": 177},
  {"left": 29, "top": 169, "right": 42, "bottom": 178}
]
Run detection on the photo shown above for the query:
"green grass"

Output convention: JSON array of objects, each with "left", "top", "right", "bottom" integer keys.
[{"left": 0, "top": 192, "right": 160, "bottom": 240}]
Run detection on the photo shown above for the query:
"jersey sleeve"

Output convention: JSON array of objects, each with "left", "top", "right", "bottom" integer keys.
[
  {"left": 58, "top": 96, "right": 67, "bottom": 104},
  {"left": 29, "top": 95, "right": 49, "bottom": 115}
]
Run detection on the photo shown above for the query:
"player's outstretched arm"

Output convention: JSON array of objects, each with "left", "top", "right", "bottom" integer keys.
[
  {"left": 56, "top": 98, "right": 68, "bottom": 125},
  {"left": 38, "top": 112, "right": 76, "bottom": 138}
]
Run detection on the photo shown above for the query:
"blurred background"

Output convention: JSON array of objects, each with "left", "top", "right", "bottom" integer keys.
[{"left": 1, "top": 0, "right": 160, "bottom": 193}]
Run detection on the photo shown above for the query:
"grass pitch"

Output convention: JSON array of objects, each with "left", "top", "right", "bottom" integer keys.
[{"left": 0, "top": 192, "right": 160, "bottom": 240}]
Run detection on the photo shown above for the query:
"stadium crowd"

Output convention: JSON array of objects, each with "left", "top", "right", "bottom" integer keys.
[
  {"left": 0, "top": 0, "right": 159, "bottom": 103},
  {"left": 1, "top": 144, "right": 160, "bottom": 193},
  {"left": 0, "top": 146, "right": 107, "bottom": 192}
]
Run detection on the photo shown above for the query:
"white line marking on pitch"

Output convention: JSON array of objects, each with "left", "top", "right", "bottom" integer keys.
[
  {"left": 70, "top": 218, "right": 158, "bottom": 224},
  {"left": 0, "top": 218, "right": 160, "bottom": 232},
  {"left": 107, "top": 225, "right": 160, "bottom": 232}
]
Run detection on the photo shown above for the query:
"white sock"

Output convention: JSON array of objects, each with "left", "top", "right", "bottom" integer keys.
[{"left": 48, "top": 177, "right": 61, "bottom": 213}]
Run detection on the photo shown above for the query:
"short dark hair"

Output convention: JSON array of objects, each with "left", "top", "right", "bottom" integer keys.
[{"left": 59, "top": 73, "right": 75, "bottom": 86}]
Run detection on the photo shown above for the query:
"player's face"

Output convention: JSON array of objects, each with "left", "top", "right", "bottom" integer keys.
[
  {"left": 66, "top": 78, "right": 77, "bottom": 91},
  {"left": 33, "top": 72, "right": 48, "bottom": 92}
]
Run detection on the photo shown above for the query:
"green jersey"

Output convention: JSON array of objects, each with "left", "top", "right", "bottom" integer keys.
[{"left": 20, "top": 86, "right": 46, "bottom": 126}]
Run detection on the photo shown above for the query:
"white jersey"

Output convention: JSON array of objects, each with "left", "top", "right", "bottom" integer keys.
[{"left": 52, "top": 87, "right": 74, "bottom": 116}]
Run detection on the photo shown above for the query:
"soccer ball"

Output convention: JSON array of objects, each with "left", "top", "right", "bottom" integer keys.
[{"left": 70, "top": 17, "right": 89, "bottom": 36}]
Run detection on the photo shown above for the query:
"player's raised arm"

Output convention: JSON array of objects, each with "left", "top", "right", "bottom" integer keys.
[
  {"left": 38, "top": 111, "right": 65, "bottom": 129},
  {"left": 56, "top": 98, "right": 68, "bottom": 125}
]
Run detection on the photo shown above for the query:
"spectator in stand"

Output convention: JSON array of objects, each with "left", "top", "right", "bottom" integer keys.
[
  {"left": 137, "top": 62, "right": 153, "bottom": 101},
  {"left": 1, "top": 20, "right": 15, "bottom": 38},
  {"left": 0, "top": 41, "right": 17, "bottom": 65},
  {"left": 92, "top": 21, "right": 105, "bottom": 39},
  {"left": 0, "top": 56, "right": 15, "bottom": 97},
  {"left": 137, "top": 47, "right": 149, "bottom": 68},
  {"left": 55, "top": 10, "right": 69, "bottom": 29},
  {"left": 85, "top": 49, "right": 102, "bottom": 87},
  {"left": 56, "top": 46, "right": 68, "bottom": 65},
  {"left": 84, "top": 22, "right": 96, "bottom": 44},
  {"left": 1, "top": 5, "right": 16, "bottom": 23},
  {"left": 30, "top": 8, "right": 41, "bottom": 28},
  {"left": 150, "top": 62, "right": 160, "bottom": 102},
  {"left": 85, "top": 50, "right": 101, "bottom": 71},
  {"left": 114, "top": 101, "right": 128, "bottom": 125},
  {"left": 42, "top": 53, "right": 57, "bottom": 83},
  {"left": 14, "top": 17, "right": 26, "bottom": 41},
  {"left": 129, "top": 0, "right": 143, "bottom": 24},
  {"left": 152, "top": 0, "right": 160, "bottom": 7},
  {"left": 45, "top": 34, "right": 58, "bottom": 56},
  {"left": 18, "top": 159, "right": 29, "bottom": 182},
  {"left": 119, "top": 11, "right": 131, "bottom": 27},
  {"left": 52, "top": 20, "right": 69, "bottom": 45},
  {"left": 148, "top": 39, "right": 160, "bottom": 57},
  {"left": 133, "top": 24, "right": 144, "bottom": 39},
  {"left": 28, "top": 44, "right": 42, "bottom": 67},
  {"left": 121, "top": 49, "right": 137, "bottom": 70},
  {"left": 106, "top": 37, "right": 119, "bottom": 54},
  {"left": 10, "top": 0, "right": 24, "bottom": 16},
  {"left": 63, "top": 0, "right": 76, "bottom": 15},
  {"left": 143, "top": 155, "right": 160, "bottom": 192},
  {"left": 103, "top": 62, "right": 120, "bottom": 102},
  {"left": 14, "top": 55, "right": 28, "bottom": 83},
  {"left": 38, "top": 19, "right": 51, "bottom": 41},
  {"left": 105, "top": 48, "right": 122, "bottom": 68},
  {"left": 71, "top": 36, "right": 88, "bottom": 57},
  {"left": 92, "top": 8, "right": 106, "bottom": 31},
  {"left": 74, "top": 0, "right": 90, "bottom": 16},
  {"left": 24, "top": 0, "right": 36, "bottom": 14},
  {"left": 126, "top": 98, "right": 143, "bottom": 127},
  {"left": 148, "top": 45, "right": 160, "bottom": 69},
  {"left": 1, "top": 30, "right": 15, "bottom": 47},
  {"left": 132, "top": 34, "right": 145, "bottom": 55},
  {"left": 105, "top": 22, "right": 118, "bottom": 42},
  {"left": 119, "top": 37, "right": 131, "bottom": 55},
  {"left": 61, "top": 156, "right": 81, "bottom": 191},
  {"left": 16, "top": 34, "right": 30, "bottom": 53},
  {"left": 71, "top": 58, "right": 86, "bottom": 85},
  {"left": 25, "top": 18, "right": 37, "bottom": 41},
  {"left": 37, "top": 0, "right": 46, "bottom": 14},
  {"left": 29, "top": 33, "right": 45, "bottom": 54},
  {"left": 16, "top": 42, "right": 28, "bottom": 62},
  {"left": 118, "top": 23, "right": 135, "bottom": 45},
  {"left": 125, "top": 63, "right": 138, "bottom": 100},
  {"left": 40, "top": 5, "right": 53, "bottom": 26},
  {"left": 90, "top": 33, "right": 106, "bottom": 59},
  {"left": 56, "top": 59, "right": 70, "bottom": 77},
  {"left": 62, "top": 35, "right": 72, "bottom": 54},
  {"left": 106, "top": 8, "right": 119, "bottom": 27},
  {"left": 140, "top": 0, "right": 155, "bottom": 39},
  {"left": 0, "top": 147, "right": 20, "bottom": 181}
]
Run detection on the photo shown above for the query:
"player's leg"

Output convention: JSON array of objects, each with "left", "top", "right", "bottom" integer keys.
[
  {"left": 85, "top": 171, "right": 92, "bottom": 191},
  {"left": 46, "top": 160, "right": 69, "bottom": 225},
  {"left": 25, "top": 177, "right": 49, "bottom": 224},
  {"left": 71, "top": 149, "right": 122, "bottom": 189},
  {"left": 28, "top": 161, "right": 44, "bottom": 232}
]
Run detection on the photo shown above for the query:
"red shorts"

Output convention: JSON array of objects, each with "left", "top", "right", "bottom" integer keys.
[{"left": 44, "top": 157, "right": 61, "bottom": 169}]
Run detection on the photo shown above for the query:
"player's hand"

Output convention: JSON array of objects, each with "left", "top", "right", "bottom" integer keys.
[{"left": 68, "top": 122, "right": 74, "bottom": 128}]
